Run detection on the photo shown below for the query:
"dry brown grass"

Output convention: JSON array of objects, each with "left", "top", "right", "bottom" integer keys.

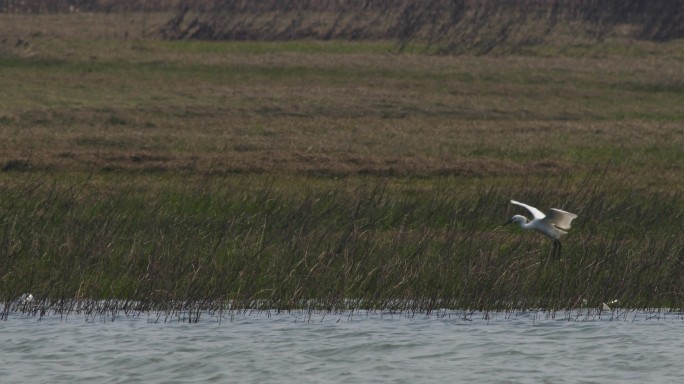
[
  {"left": 0, "top": 12, "right": 683, "bottom": 186},
  {"left": 0, "top": 11, "right": 171, "bottom": 40},
  {"left": 1, "top": 147, "right": 573, "bottom": 177}
]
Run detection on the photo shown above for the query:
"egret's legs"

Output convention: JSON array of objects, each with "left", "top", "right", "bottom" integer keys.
[{"left": 551, "top": 239, "right": 562, "bottom": 260}]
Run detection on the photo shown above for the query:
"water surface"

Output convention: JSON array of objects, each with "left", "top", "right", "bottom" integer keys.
[{"left": 1, "top": 309, "right": 681, "bottom": 383}]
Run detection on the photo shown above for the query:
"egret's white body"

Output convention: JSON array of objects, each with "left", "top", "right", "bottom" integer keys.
[
  {"left": 602, "top": 300, "right": 618, "bottom": 311},
  {"left": 504, "top": 200, "right": 578, "bottom": 258},
  {"left": 17, "top": 293, "right": 34, "bottom": 305}
]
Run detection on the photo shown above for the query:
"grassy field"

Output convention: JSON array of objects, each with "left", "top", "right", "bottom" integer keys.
[{"left": 1, "top": 12, "right": 683, "bottom": 318}]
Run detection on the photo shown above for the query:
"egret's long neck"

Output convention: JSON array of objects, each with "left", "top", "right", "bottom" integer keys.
[{"left": 515, "top": 216, "right": 530, "bottom": 229}]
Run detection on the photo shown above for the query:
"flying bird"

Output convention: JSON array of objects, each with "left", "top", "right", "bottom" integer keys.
[{"left": 503, "top": 200, "right": 578, "bottom": 259}]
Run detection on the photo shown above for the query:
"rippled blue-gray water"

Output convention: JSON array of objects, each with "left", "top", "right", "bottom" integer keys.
[{"left": 1, "top": 309, "right": 682, "bottom": 383}]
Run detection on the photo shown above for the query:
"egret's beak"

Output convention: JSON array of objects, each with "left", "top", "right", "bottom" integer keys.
[{"left": 501, "top": 218, "right": 515, "bottom": 227}]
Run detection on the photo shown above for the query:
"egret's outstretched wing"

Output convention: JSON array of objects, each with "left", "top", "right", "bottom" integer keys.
[
  {"left": 544, "top": 208, "right": 578, "bottom": 230},
  {"left": 510, "top": 200, "right": 545, "bottom": 220}
]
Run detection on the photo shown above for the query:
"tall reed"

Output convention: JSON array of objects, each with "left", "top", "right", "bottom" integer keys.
[
  {"left": 1, "top": 169, "right": 682, "bottom": 318},
  {"left": 157, "top": 0, "right": 684, "bottom": 53}
]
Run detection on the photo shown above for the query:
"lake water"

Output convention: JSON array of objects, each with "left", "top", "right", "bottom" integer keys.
[{"left": 1, "top": 309, "right": 682, "bottom": 383}]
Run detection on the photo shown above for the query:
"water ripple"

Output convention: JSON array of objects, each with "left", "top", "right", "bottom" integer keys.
[{"left": 1, "top": 310, "right": 682, "bottom": 383}]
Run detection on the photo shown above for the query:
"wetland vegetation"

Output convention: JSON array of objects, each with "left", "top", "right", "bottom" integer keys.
[{"left": 0, "top": 1, "right": 683, "bottom": 319}]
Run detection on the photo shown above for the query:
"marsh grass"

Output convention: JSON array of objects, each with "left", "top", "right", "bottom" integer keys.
[
  {"left": 1, "top": 168, "right": 682, "bottom": 319},
  {"left": 1, "top": 10, "right": 683, "bottom": 319},
  {"left": 1, "top": 35, "right": 682, "bottom": 184},
  {"left": 160, "top": 0, "right": 684, "bottom": 53}
]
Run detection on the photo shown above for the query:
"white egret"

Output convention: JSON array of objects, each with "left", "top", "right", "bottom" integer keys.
[
  {"left": 17, "top": 293, "right": 34, "bottom": 305},
  {"left": 503, "top": 200, "right": 578, "bottom": 259},
  {"left": 602, "top": 299, "right": 618, "bottom": 311}
]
